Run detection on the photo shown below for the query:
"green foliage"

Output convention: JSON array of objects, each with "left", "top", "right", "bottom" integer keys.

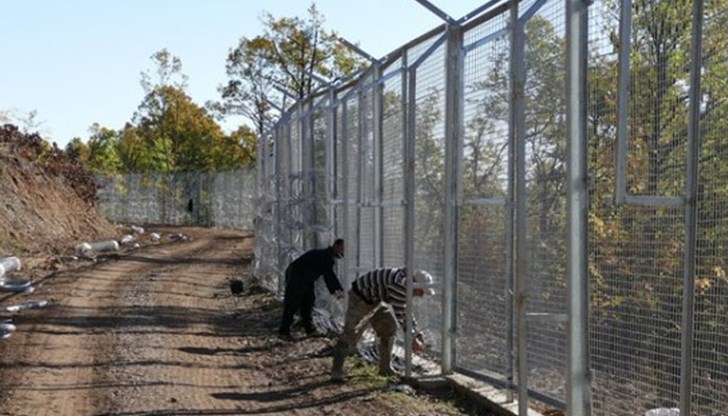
[
  {"left": 103, "top": 49, "right": 255, "bottom": 174},
  {"left": 65, "top": 137, "right": 89, "bottom": 164},
  {"left": 220, "top": 2, "right": 367, "bottom": 135},
  {"left": 116, "top": 123, "right": 163, "bottom": 173},
  {"left": 583, "top": 2, "right": 728, "bottom": 399},
  {"left": 68, "top": 48, "right": 259, "bottom": 175},
  {"left": 220, "top": 36, "right": 277, "bottom": 135},
  {"left": 215, "top": 125, "right": 257, "bottom": 170},
  {"left": 71, "top": 5, "right": 374, "bottom": 175},
  {"left": 85, "top": 124, "right": 122, "bottom": 175}
]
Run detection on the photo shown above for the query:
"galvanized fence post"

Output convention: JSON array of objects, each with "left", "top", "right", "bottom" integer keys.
[
  {"left": 404, "top": 65, "right": 417, "bottom": 378},
  {"left": 680, "top": 0, "right": 704, "bottom": 414},
  {"left": 442, "top": 22, "right": 463, "bottom": 374},
  {"left": 566, "top": 0, "right": 591, "bottom": 413},
  {"left": 373, "top": 63, "right": 384, "bottom": 268},
  {"left": 510, "top": 1, "right": 529, "bottom": 414},
  {"left": 341, "top": 100, "right": 351, "bottom": 290}
]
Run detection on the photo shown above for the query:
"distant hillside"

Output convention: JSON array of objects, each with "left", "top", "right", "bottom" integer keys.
[{"left": 0, "top": 124, "right": 118, "bottom": 271}]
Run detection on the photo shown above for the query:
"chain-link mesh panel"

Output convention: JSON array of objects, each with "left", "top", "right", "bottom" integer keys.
[
  {"left": 334, "top": 96, "right": 350, "bottom": 288},
  {"left": 381, "top": 68, "right": 406, "bottom": 268},
  {"left": 312, "top": 96, "right": 333, "bottom": 243},
  {"left": 692, "top": 2, "right": 728, "bottom": 413},
  {"left": 522, "top": 0, "right": 568, "bottom": 404},
  {"left": 344, "top": 93, "right": 361, "bottom": 280},
  {"left": 359, "top": 77, "right": 377, "bottom": 272},
  {"left": 312, "top": 96, "right": 341, "bottom": 311},
  {"left": 588, "top": 0, "right": 692, "bottom": 414},
  {"left": 587, "top": 2, "right": 620, "bottom": 413},
  {"left": 246, "top": 1, "right": 728, "bottom": 413},
  {"left": 411, "top": 37, "right": 446, "bottom": 356},
  {"left": 254, "top": 133, "right": 280, "bottom": 292},
  {"left": 288, "top": 109, "right": 305, "bottom": 263},
  {"left": 97, "top": 170, "right": 255, "bottom": 229},
  {"left": 625, "top": 1, "right": 690, "bottom": 199},
  {"left": 276, "top": 122, "right": 293, "bottom": 276},
  {"left": 457, "top": 10, "right": 512, "bottom": 380},
  {"left": 212, "top": 170, "right": 256, "bottom": 229},
  {"left": 457, "top": 203, "right": 509, "bottom": 372}
]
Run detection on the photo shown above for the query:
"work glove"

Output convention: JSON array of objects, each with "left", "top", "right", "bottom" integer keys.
[{"left": 412, "top": 331, "right": 425, "bottom": 353}]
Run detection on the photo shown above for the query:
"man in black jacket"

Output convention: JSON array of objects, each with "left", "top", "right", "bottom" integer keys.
[{"left": 278, "top": 238, "right": 345, "bottom": 340}]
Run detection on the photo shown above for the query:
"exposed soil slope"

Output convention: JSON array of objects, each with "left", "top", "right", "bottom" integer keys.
[{"left": 0, "top": 125, "right": 118, "bottom": 271}]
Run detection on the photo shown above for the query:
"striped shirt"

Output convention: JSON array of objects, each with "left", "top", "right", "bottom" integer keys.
[{"left": 353, "top": 267, "right": 417, "bottom": 330}]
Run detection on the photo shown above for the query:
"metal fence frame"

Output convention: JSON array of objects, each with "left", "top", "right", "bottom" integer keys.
[
  {"left": 255, "top": 2, "right": 582, "bottom": 412},
  {"left": 97, "top": 169, "right": 256, "bottom": 229},
  {"left": 91, "top": 1, "right": 728, "bottom": 415},
  {"left": 255, "top": 0, "right": 726, "bottom": 414}
]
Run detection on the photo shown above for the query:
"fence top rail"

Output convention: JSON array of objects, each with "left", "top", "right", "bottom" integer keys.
[
  {"left": 461, "top": 0, "right": 513, "bottom": 32},
  {"left": 268, "top": 22, "right": 448, "bottom": 133},
  {"left": 267, "top": 0, "right": 515, "bottom": 136}
]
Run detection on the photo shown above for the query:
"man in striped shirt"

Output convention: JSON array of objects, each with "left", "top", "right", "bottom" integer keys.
[{"left": 330, "top": 267, "right": 434, "bottom": 381}]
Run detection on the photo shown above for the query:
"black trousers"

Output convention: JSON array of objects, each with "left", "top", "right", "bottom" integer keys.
[{"left": 278, "top": 266, "right": 316, "bottom": 335}]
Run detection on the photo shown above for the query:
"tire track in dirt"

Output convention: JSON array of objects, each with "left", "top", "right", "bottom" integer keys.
[
  {"left": 0, "top": 228, "right": 254, "bottom": 416},
  {"left": 98, "top": 228, "right": 259, "bottom": 415},
  {"left": 0, "top": 252, "right": 152, "bottom": 416}
]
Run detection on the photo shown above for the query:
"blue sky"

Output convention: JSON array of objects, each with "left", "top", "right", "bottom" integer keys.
[{"left": 0, "top": 0, "right": 486, "bottom": 147}]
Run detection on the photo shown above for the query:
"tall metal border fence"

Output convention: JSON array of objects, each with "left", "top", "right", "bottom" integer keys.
[
  {"left": 97, "top": 170, "right": 256, "bottom": 229},
  {"left": 254, "top": 0, "right": 728, "bottom": 415}
]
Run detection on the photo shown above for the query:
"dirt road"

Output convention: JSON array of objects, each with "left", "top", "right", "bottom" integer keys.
[{"left": 0, "top": 227, "right": 485, "bottom": 416}]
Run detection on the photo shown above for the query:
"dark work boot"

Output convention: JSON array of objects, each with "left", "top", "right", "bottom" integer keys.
[
  {"left": 304, "top": 324, "right": 323, "bottom": 337},
  {"left": 378, "top": 336, "right": 396, "bottom": 377},
  {"left": 278, "top": 330, "right": 295, "bottom": 342},
  {"left": 331, "top": 341, "right": 348, "bottom": 381}
]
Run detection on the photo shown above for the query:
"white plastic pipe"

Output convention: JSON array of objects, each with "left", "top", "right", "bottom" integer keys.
[
  {"left": 0, "top": 322, "right": 16, "bottom": 332},
  {"left": 75, "top": 242, "right": 93, "bottom": 256},
  {"left": 87, "top": 240, "right": 120, "bottom": 253},
  {"left": 120, "top": 235, "right": 136, "bottom": 246},
  {"left": 645, "top": 409, "right": 680, "bottom": 416},
  {"left": 0, "top": 257, "right": 21, "bottom": 274},
  {"left": 89, "top": 240, "right": 119, "bottom": 253},
  {"left": 74, "top": 240, "right": 120, "bottom": 256}
]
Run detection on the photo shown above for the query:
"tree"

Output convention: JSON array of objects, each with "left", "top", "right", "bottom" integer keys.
[
  {"left": 116, "top": 123, "right": 164, "bottom": 173},
  {"left": 133, "top": 49, "right": 190, "bottom": 172},
  {"left": 214, "top": 125, "right": 257, "bottom": 170},
  {"left": 583, "top": 2, "right": 728, "bottom": 408},
  {"left": 65, "top": 137, "right": 89, "bottom": 164},
  {"left": 220, "top": 3, "right": 366, "bottom": 136},
  {"left": 140, "top": 48, "right": 188, "bottom": 95},
  {"left": 219, "top": 37, "right": 278, "bottom": 137},
  {"left": 132, "top": 49, "right": 233, "bottom": 172},
  {"left": 83, "top": 124, "right": 122, "bottom": 175},
  {"left": 0, "top": 109, "right": 44, "bottom": 135},
  {"left": 135, "top": 85, "right": 227, "bottom": 172}
]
